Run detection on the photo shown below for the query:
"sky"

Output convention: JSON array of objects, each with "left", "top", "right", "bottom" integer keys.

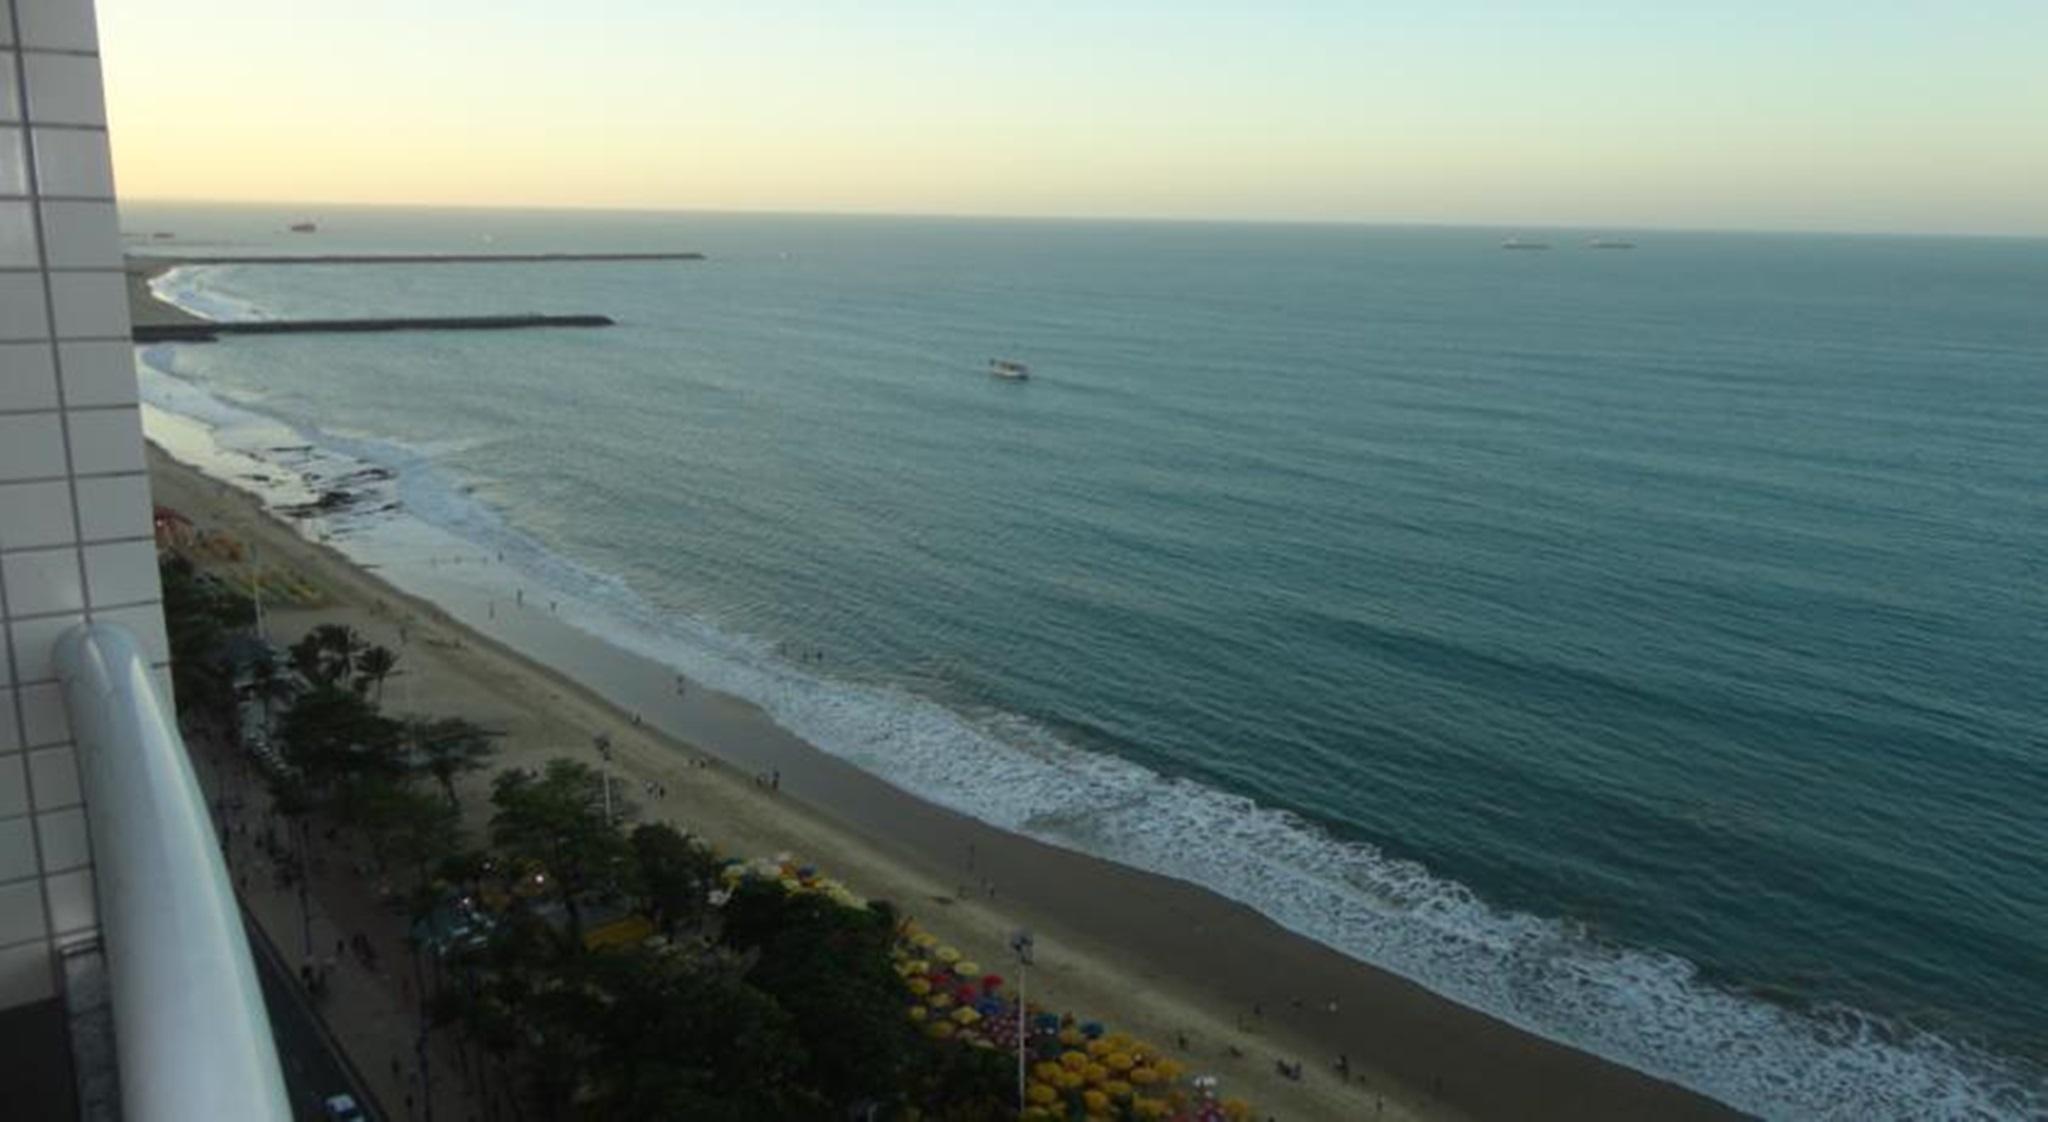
[{"left": 98, "top": 1, "right": 2048, "bottom": 235}]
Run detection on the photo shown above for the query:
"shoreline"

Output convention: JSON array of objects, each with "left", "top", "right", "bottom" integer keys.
[
  {"left": 148, "top": 453, "right": 1741, "bottom": 1122},
  {"left": 130, "top": 309, "right": 1742, "bottom": 1119}
]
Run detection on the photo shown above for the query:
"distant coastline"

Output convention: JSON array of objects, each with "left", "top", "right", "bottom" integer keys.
[{"left": 129, "top": 250, "right": 704, "bottom": 265}]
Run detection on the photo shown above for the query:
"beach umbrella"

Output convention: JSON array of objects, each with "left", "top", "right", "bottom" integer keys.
[
  {"left": 1027, "top": 1082, "right": 1058, "bottom": 1106},
  {"left": 907, "top": 978, "right": 931, "bottom": 996},
  {"left": 1082, "top": 1089, "right": 1110, "bottom": 1114},
  {"left": 936, "top": 945, "right": 961, "bottom": 963},
  {"left": 952, "top": 1006, "right": 981, "bottom": 1025},
  {"left": 1060, "top": 1051, "right": 1088, "bottom": 1071},
  {"left": 954, "top": 959, "right": 981, "bottom": 975},
  {"left": 907, "top": 1005, "right": 928, "bottom": 1022},
  {"left": 981, "top": 972, "right": 1004, "bottom": 991},
  {"left": 1107, "top": 1051, "right": 1135, "bottom": 1072}
]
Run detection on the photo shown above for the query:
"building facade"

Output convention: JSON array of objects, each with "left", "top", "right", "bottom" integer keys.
[{"left": 2, "top": 0, "right": 167, "bottom": 1024}]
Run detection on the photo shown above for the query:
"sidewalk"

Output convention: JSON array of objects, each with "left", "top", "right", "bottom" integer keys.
[{"left": 183, "top": 721, "right": 494, "bottom": 1122}]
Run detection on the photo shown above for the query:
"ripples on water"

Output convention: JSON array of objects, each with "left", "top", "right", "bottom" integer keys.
[{"left": 133, "top": 204, "right": 2048, "bottom": 1118}]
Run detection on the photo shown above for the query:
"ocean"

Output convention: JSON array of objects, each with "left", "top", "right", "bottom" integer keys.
[{"left": 125, "top": 202, "right": 2047, "bottom": 1118}]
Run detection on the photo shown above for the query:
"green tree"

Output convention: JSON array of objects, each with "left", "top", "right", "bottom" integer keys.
[
  {"left": 356, "top": 778, "right": 461, "bottom": 886},
  {"left": 158, "top": 553, "right": 253, "bottom": 719},
  {"left": 720, "top": 881, "right": 922, "bottom": 1111},
  {"left": 355, "top": 644, "right": 399, "bottom": 699},
  {"left": 628, "top": 823, "right": 720, "bottom": 939},
  {"left": 409, "top": 716, "right": 499, "bottom": 808},
  {"left": 274, "top": 683, "right": 407, "bottom": 797},
  {"left": 288, "top": 622, "right": 365, "bottom": 689},
  {"left": 489, "top": 758, "right": 631, "bottom": 940},
  {"left": 574, "top": 946, "right": 810, "bottom": 1120}
]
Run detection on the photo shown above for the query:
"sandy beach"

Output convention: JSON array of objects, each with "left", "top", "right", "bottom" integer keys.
[
  {"left": 142, "top": 444, "right": 1740, "bottom": 1122},
  {"left": 131, "top": 258, "right": 1739, "bottom": 1121}
]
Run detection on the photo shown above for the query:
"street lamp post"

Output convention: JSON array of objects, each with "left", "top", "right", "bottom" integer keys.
[
  {"left": 594, "top": 733, "right": 614, "bottom": 823},
  {"left": 1011, "top": 929, "right": 1034, "bottom": 1115}
]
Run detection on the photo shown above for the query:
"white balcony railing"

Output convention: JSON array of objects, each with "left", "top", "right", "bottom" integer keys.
[{"left": 56, "top": 623, "right": 292, "bottom": 1122}]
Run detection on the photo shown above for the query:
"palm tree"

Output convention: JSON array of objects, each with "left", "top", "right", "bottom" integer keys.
[
  {"left": 410, "top": 717, "right": 501, "bottom": 808},
  {"left": 356, "top": 645, "right": 399, "bottom": 700},
  {"left": 314, "top": 623, "right": 366, "bottom": 681}
]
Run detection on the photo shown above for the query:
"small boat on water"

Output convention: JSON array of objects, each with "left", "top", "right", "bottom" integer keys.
[
  {"left": 1501, "top": 237, "right": 1551, "bottom": 250},
  {"left": 288, "top": 220, "right": 318, "bottom": 234},
  {"left": 988, "top": 358, "right": 1030, "bottom": 381},
  {"left": 1586, "top": 237, "right": 1636, "bottom": 249}
]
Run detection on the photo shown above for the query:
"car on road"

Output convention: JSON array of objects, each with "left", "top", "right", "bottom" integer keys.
[{"left": 322, "top": 1093, "right": 366, "bottom": 1122}]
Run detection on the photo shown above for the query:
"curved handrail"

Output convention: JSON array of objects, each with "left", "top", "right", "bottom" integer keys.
[{"left": 55, "top": 623, "right": 292, "bottom": 1122}]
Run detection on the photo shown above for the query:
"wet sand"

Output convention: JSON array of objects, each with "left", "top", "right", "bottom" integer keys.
[{"left": 146, "top": 448, "right": 1741, "bottom": 1122}]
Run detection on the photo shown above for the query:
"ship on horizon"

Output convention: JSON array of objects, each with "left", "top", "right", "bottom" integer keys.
[{"left": 1500, "top": 237, "right": 1551, "bottom": 250}]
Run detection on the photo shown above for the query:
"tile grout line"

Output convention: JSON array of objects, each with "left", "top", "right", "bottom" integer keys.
[
  {"left": 1, "top": 4, "right": 61, "bottom": 1004},
  {"left": 0, "top": 533, "right": 155, "bottom": 557},
  {"left": 14, "top": 8, "right": 109, "bottom": 984}
]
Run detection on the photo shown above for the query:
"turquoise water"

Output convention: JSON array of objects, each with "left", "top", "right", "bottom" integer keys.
[{"left": 127, "top": 203, "right": 2047, "bottom": 1118}]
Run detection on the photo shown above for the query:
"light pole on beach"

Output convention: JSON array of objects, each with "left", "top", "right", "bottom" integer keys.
[
  {"left": 593, "top": 732, "right": 614, "bottom": 823},
  {"left": 1011, "top": 928, "right": 1034, "bottom": 1115}
]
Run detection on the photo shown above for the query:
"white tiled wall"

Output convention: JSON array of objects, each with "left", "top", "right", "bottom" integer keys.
[{"left": 3, "top": 0, "right": 159, "bottom": 1013}]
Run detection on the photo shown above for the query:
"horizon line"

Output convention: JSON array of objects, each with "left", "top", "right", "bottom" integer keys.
[{"left": 116, "top": 195, "right": 2048, "bottom": 243}]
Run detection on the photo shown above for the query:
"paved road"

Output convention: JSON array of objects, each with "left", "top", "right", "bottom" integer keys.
[{"left": 246, "top": 915, "right": 384, "bottom": 1122}]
